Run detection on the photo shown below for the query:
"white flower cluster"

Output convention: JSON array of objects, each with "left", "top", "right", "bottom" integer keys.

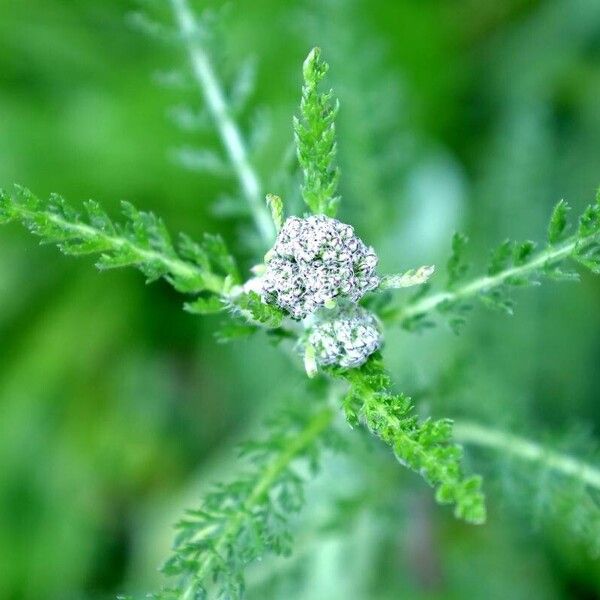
[
  {"left": 306, "top": 306, "right": 382, "bottom": 369},
  {"left": 261, "top": 215, "right": 379, "bottom": 319}
]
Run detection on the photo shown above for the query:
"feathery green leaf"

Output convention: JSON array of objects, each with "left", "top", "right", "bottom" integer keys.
[
  {"left": 337, "top": 356, "right": 486, "bottom": 525},
  {"left": 384, "top": 194, "right": 600, "bottom": 329},
  {"left": 455, "top": 421, "right": 600, "bottom": 556},
  {"left": 293, "top": 48, "right": 340, "bottom": 217},
  {"left": 158, "top": 400, "right": 334, "bottom": 600},
  {"left": 0, "top": 186, "right": 230, "bottom": 297},
  {"left": 266, "top": 193, "right": 284, "bottom": 232},
  {"left": 547, "top": 199, "right": 570, "bottom": 244}
]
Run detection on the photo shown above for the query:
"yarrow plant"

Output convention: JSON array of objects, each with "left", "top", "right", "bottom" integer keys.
[{"left": 2, "top": 0, "right": 600, "bottom": 597}]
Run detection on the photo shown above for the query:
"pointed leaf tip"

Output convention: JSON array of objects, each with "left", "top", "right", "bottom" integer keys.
[{"left": 266, "top": 193, "right": 284, "bottom": 232}]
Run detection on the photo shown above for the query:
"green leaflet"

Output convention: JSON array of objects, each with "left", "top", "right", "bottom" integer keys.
[
  {"left": 235, "top": 291, "right": 285, "bottom": 328},
  {"left": 266, "top": 193, "right": 284, "bottom": 232},
  {"left": 573, "top": 194, "right": 600, "bottom": 273},
  {"left": 446, "top": 232, "right": 470, "bottom": 289},
  {"left": 487, "top": 239, "right": 513, "bottom": 276},
  {"left": 547, "top": 199, "right": 570, "bottom": 244},
  {"left": 293, "top": 48, "right": 341, "bottom": 217},
  {"left": 184, "top": 295, "right": 224, "bottom": 315}
]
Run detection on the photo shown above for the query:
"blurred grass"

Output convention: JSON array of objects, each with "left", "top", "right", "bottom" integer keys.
[{"left": 0, "top": 0, "right": 599, "bottom": 598}]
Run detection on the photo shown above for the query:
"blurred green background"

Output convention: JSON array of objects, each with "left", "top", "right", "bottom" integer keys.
[{"left": 1, "top": 0, "right": 600, "bottom": 598}]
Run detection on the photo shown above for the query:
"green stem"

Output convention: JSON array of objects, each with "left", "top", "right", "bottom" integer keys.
[
  {"left": 169, "top": 0, "right": 276, "bottom": 247},
  {"left": 454, "top": 421, "right": 600, "bottom": 491},
  {"left": 383, "top": 231, "right": 600, "bottom": 324}
]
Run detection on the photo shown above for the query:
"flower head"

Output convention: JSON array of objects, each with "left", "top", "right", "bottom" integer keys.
[
  {"left": 261, "top": 215, "right": 379, "bottom": 319},
  {"left": 305, "top": 305, "right": 382, "bottom": 369}
]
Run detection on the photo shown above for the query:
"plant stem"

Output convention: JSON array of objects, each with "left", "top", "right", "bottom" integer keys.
[
  {"left": 454, "top": 421, "right": 600, "bottom": 491},
  {"left": 383, "top": 231, "right": 600, "bottom": 324},
  {"left": 169, "top": 0, "right": 276, "bottom": 247},
  {"left": 182, "top": 405, "right": 334, "bottom": 598}
]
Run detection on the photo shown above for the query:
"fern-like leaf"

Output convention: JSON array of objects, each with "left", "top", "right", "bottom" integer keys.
[
  {"left": 157, "top": 400, "right": 334, "bottom": 600},
  {"left": 148, "top": 0, "right": 277, "bottom": 245},
  {"left": 384, "top": 193, "right": 600, "bottom": 329},
  {"left": 0, "top": 186, "right": 233, "bottom": 297},
  {"left": 455, "top": 421, "right": 600, "bottom": 556},
  {"left": 293, "top": 48, "right": 341, "bottom": 217},
  {"left": 337, "top": 356, "right": 486, "bottom": 524}
]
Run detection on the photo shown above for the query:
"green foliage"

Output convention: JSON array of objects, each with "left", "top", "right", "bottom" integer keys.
[
  {"left": 266, "top": 194, "right": 284, "bottom": 232},
  {"left": 301, "top": 0, "right": 423, "bottom": 240},
  {"left": 152, "top": 0, "right": 276, "bottom": 245},
  {"left": 293, "top": 48, "right": 341, "bottom": 217},
  {"left": 455, "top": 421, "right": 600, "bottom": 557},
  {"left": 0, "top": 186, "right": 235, "bottom": 298},
  {"left": 573, "top": 192, "right": 600, "bottom": 273},
  {"left": 447, "top": 232, "right": 470, "bottom": 289},
  {"left": 3, "top": 35, "right": 599, "bottom": 595},
  {"left": 338, "top": 356, "right": 486, "bottom": 524},
  {"left": 156, "top": 399, "right": 334, "bottom": 600},
  {"left": 3, "top": 1, "right": 600, "bottom": 596},
  {"left": 547, "top": 199, "right": 570, "bottom": 244},
  {"left": 234, "top": 291, "right": 285, "bottom": 329},
  {"left": 0, "top": 187, "right": 291, "bottom": 340},
  {"left": 384, "top": 195, "right": 600, "bottom": 330},
  {"left": 487, "top": 239, "right": 513, "bottom": 276},
  {"left": 513, "top": 240, "right": 536, "bottom": 266},
  {"left": 184, "top": 295, "right": 225, "bottom": 315}
]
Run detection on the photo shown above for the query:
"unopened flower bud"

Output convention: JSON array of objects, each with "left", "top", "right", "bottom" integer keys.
[
  {"left": 304, "top": 305, "right": 382, "bottom": 369},
  {"left": 261, "top": 215, "right": 380, "bottom": 319}
]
